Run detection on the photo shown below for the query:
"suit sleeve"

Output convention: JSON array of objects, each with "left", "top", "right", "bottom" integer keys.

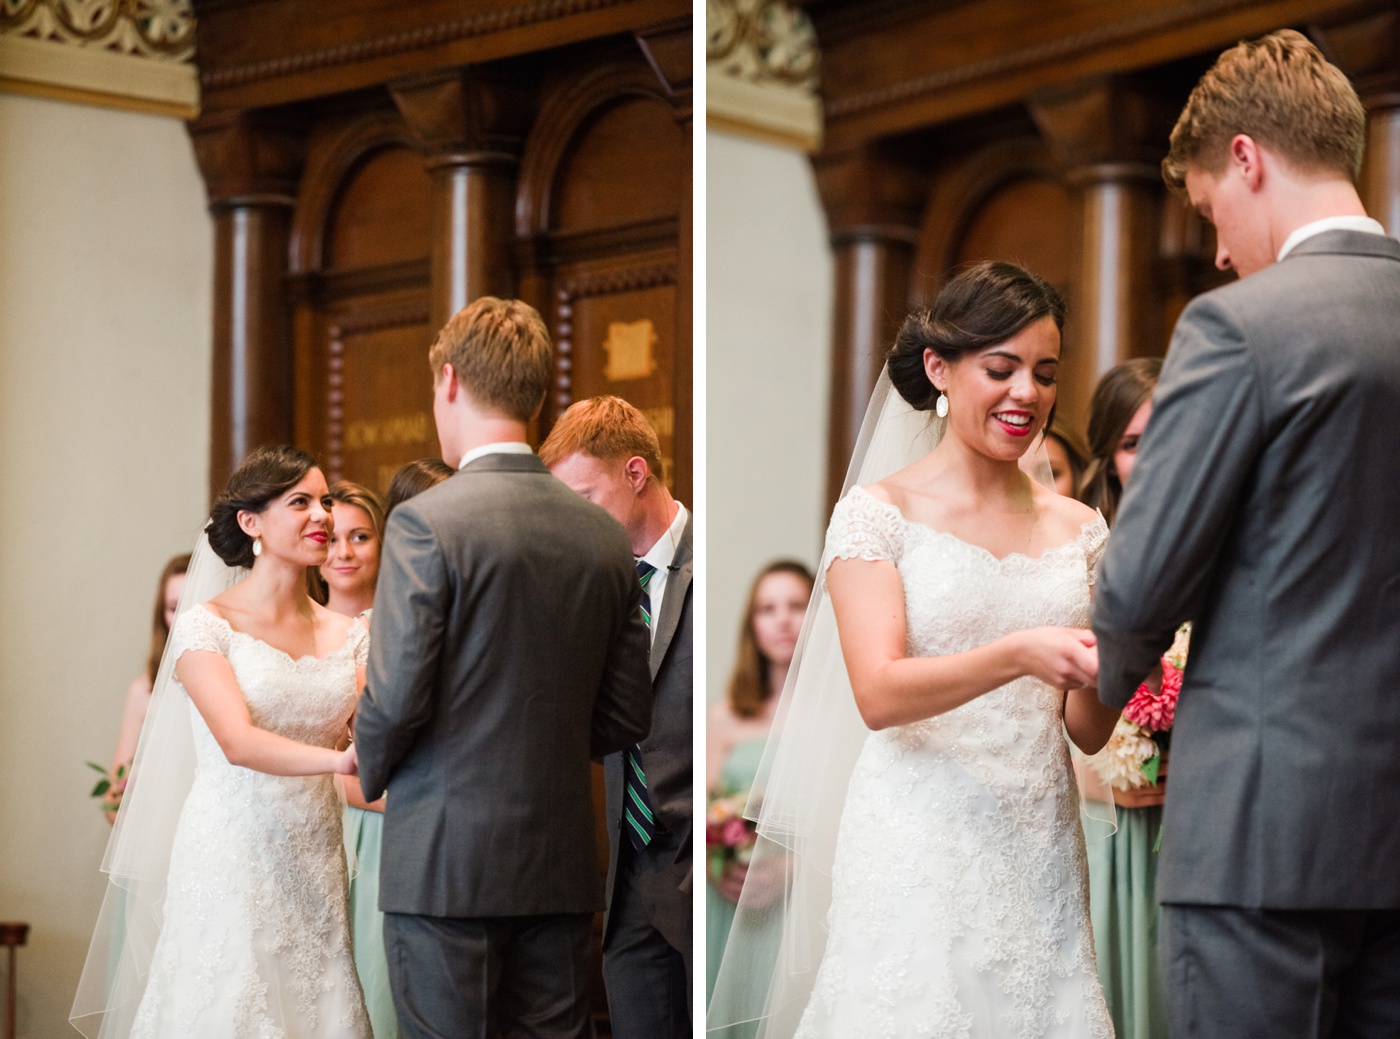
[
  {"left": 1092, "top": 292, "right": 1267, "bottom": 707},
  {"left": 355, "top": 505, "right": 448, "bottom": 800},
  {"left": 590, "top": 577, "right": 654, "bottom": 760}
]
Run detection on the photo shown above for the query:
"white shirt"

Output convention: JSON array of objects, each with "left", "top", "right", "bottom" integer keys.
[
  {"left": 1277, "top": 215, "right": 1387, "bottom": 261},
  {"left": 456, "top": 441, "right": 533, "bottom": 469},
  {"left": 638, "top": 502, "right": 688, "bottom": 648}
]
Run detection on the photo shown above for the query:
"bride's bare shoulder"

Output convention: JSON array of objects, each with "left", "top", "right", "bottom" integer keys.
[{"left": 1036, "top": 484, "right": 1100, "bottom": 535}]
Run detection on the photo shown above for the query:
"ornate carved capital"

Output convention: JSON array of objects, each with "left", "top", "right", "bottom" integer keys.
[
  {"left": 0, "top": 0, "right": 198, "bottom": 115},
  {"left": 388, "top": 65, "right": 533, "bottom": 164},
  {"left": 813, "top": 143, "right": 927, "bottom": 244},
  {"left": 707, "top": 0, "right": 821, "bottom": 151},
  {"left": 635, "top": 15, "right": 692, "bottom": 124},
  {"left": 1028, "top": 75, "right": 1174, "bottom": 174},
  {"left": 188, "top": 110, "right": 306, "bottom": 209}
]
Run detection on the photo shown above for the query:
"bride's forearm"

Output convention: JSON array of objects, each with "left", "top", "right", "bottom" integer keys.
[
  {"left": 851, "top": 637, "right": 1027, "bottom": 731},
  {"left": 220, "top": 726, "right": 352, "bottom": 777}
]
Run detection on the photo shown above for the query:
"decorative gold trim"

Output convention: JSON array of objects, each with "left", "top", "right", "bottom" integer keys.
[
  {"left": 705, "top": 0, "right": 821, "bottom": 151},
  {"left": 0, "top": 32, "right": 197, "bottom": 115},
  {"left": 1, "top": 0, "right": 195, "bottom": 60}
]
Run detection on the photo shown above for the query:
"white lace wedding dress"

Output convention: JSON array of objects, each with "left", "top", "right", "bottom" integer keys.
[
  {"left": 795, "top": 487, "right": 1113, "bottom": 1039},
  {"left": 130, "top": 603, "right": 372, "bottom": 1038}
]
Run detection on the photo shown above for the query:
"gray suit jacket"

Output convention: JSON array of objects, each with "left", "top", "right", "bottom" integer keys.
[
  {"left": 1093, "top": 230, "right": 1400, "bottom": 909},
  {"left": 355, "top": 451, "right": 653, "bottom": 918},
  {"left": 603, "top": 514, "right": 693, "bottom": 923}
]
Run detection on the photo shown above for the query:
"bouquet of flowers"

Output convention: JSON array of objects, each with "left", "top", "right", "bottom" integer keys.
[
  {"left": 1093, "top": 624, "right": 1191, "bottom": 792},
  {"left": 87, "top": 759, "right": 128, "bottom": 814},
  {"left": 706, "top": 785, "right": 757, "bottom": 882}
]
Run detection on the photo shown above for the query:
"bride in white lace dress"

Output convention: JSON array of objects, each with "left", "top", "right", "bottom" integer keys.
[
  {"left": 708, "top": 263, "right": 1120, "bottom": 1039},
  {"left": 73, "top": 446, "right": 370, "bottom": 1039}
]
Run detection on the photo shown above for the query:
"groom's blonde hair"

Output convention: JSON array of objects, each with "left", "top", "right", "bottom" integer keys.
[
  {"left": 429, "top": 297, "right": 552, "bottom": 422},
  {"left": 1163, "top": 29, "right": 1366, "bottom": 195}
]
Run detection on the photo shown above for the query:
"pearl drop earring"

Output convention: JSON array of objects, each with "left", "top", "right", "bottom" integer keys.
[
  {"left": 935, "top": 393, "right": 949, "bottom": 419},
  {"left": 252, "top": 537, "right": 263, "bottom": 558}
]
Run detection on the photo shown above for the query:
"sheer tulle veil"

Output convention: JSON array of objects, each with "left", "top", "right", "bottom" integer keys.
[
  {"left": 705, "top": 368, "right": 1113, "bottom": 1037},
  {"left": 70, "top": 533, "right": 244, "bottom": 1038}
]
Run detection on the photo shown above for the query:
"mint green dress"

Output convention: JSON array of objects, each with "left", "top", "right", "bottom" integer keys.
[
  {"left": 705, "top": 739, "right": 767, "bottom": 1007},
  {"left": 1087, "top": 804, "right": 1168, "bottom": 1039},
  {"left": 344, "top": 805, "right": 396, "bottom": 1039}
]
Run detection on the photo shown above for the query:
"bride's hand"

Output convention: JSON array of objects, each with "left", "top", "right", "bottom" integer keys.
[{"left": 1014, "top": 628, "right": 1099, "bottom": 689}]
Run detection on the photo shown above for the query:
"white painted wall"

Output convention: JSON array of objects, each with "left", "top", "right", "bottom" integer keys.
[
  {"left": 0, "top": 92, "right": 212, "bottom": 1037},
  {"left": 705, "top": 129, "right": 833, "bottom": 706}
]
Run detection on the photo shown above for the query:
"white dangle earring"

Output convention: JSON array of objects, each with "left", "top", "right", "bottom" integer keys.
[
  {"left": 935, "top": 392, "right": 949, "bottom": 419},
  {"left": 252, "top": 536, "right": 262, "bottom": 558}
]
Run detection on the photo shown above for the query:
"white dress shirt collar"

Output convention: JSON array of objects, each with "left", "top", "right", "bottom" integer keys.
[
  {"left": 457, "top": 441, "right": 533, "bottom": 470},
  {"left": 1277, "top": 216, "right": 1386, "bottom": 262}
]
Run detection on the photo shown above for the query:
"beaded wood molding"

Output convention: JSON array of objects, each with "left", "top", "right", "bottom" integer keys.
[
  {"left": 0, "top": 0, "right": 199, "bottom": 116},
  {"left": 706, "top": 0, "right": 822, "bottom": 151}
]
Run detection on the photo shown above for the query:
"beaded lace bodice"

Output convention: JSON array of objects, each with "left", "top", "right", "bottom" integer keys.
[
  {"left": 794, "top": 487, "right": 1112, "bottom": 1039},
  {"left": 129, "top": 604, "right": 371, "bottom": 1039}
]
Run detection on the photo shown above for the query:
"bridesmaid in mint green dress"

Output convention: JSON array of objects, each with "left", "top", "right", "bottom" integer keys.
[
  {"left": 1079, "top": 358, "right": 1170, "bottom": 1039},
  {"left": 705, "top": 561, "right": 813, "bottom": 1007},
  {"left": 319, "top": 479, "right": 396, "bottom": 1038},
  {"left": 327, "top": 462, "right": 454, "bottom": 1039}
]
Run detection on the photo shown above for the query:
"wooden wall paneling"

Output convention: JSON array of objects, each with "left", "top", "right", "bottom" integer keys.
[
  {"left": 814, "top": 142, "right": 930, "bottom": 506},
  {"left": 635, "top": 16, "right": 693, "bottom": 508},
  {"left": 1312, "top": 10, "right": 1400, "bottom": 237},
  {"left": 812, "top": 0, "right": 1376, "bottom": 152},
  {"left": 515, "top": 52, "right": 690, "bottom": 500},
  {"left": 190, "top": 109, "right": 306, "bottom": 500},
  {"left": 288, "top": 105, "right": 436, "bottom": 489},
  {"left": 390, "top": 65, "right": 535, "bottom": 327},
  {"left": 193, "top": 0, "right": 692, "bottom": 113},
  {"left": 1029, "top": 76, "right": 1172, "bottom": 418}
]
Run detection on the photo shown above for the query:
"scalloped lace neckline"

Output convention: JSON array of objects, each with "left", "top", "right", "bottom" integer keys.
[
  {"left": 192, "top": 603, "right": 363, "bottom": 666},
  {"left": 850, "top": 485, "right": 1104, "bottom": 567}
]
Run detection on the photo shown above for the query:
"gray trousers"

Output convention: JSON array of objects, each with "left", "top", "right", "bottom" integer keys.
[
  {"left": 383, "top": 911, "right": 594, "bottom": 1039},
  {"left": 1162, "top": 905, "right": 1400, "bottom": 1039},
  {"left": 602, "top": 832, "right": 691, "bottom": 1039}
]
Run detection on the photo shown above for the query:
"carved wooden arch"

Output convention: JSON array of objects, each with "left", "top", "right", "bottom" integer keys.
[
  {"left": 910, "top": 136, "right": 1062, "bottom": 305},
  {"left": 514, "top": 63, "right": 675, "bottom": 236},
  {"left": 289, "top": 109, "right": 422, "bottom": 274}
]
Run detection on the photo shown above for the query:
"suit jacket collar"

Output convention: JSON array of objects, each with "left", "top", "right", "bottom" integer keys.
[
  {"left": 1284, "top": 228, "right": 1400, "bottom": 262},
  {"left": 649, "top": 512, "right": 692, "bottom": 680},
  {"left": 456, "top": 452, "right": 550, "bottom": 476}
]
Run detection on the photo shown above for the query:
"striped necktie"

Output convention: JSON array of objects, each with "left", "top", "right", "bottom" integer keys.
[{"left": 624, "top": 560, "right": 659, "bottom": 850}]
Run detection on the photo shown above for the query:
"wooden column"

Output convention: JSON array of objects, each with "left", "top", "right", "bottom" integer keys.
[
  {"left": 390, "top": 68, "right": 529, "bottom": 329},
  {"left": 637, "top": 16, "right": 693, "bottom": 503},
  {"left": 815, "top": 144, "right": 926, "bottom": 506},
  {"left": 190, "top": 112, "right": 304, "bottom": 500},
  {"left": 1030, "top": 77, "right": 1168, "bottom": 429}
]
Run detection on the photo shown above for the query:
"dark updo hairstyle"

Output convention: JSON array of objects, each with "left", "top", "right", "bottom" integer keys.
[
  {"left": 206, "top": 445, "right": 320, "bottom": 568},
  {"left": 1078, "top": 357, "right": 1162, "bottom": 527},
  {"left": 888, "top": 261, "right": 1066, "bottom": 412},
  {"left": 384, "top": 458, "right": 455, "bottom": 519}
]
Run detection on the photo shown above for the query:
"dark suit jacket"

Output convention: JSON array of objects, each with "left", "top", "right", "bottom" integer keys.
[
  {"left": 603, "top": 513, "right": 693, "bottom": 930},
  {"left": 356, "top": 451, "right": 653, "bottom": 918},
  {"left": 1093, "top": 230, "right": 1400, "bottom": 909}
]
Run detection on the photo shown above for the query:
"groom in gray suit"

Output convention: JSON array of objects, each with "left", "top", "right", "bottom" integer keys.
[
  {"left": 1093, "top": 30, "right": 1400, "bottom": 1038},
  {"left": 542, "top": 396, "right": 692, "bottom": 1039},
  {"left": 355, "top": 298, "right": 654, "bottom": 1039}
]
